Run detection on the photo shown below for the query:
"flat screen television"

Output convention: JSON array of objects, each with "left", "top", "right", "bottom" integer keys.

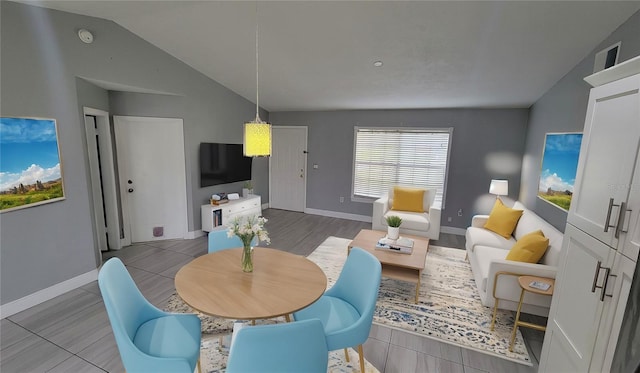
[{"left": 200, "top": 143, "right": 252, "bottom": 187}]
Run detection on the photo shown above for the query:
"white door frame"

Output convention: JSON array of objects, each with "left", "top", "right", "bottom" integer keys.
[
  {"left": 113, "top": 116, "right": 189, "bottom": 245},
  {"left": 269, "top": 125, "right": 308, "bottom": 212},
  {"left": 83, "top": 107, "right": 121, "bottom": 252}
]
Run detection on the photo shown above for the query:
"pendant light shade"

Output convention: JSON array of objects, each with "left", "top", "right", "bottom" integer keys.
[
  {"left": 244, "top": 119, "right": 271, "bottom": 157},
  {"left": 243, "top": 4, "right": 271, "bottom": 157}
]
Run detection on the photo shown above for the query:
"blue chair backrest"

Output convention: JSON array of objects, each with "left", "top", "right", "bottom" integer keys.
[
  {"left": 227, "top": 319, "right": 328, "bottom": 373},
  {"left": 327, "top": 248, "right": 382, "bottom": 337},
  {"left": 98, "top": 258, "right": 161, "bottom": 365},
  {"left": 208, "top": 229, "right": 257, "bottom": 253}
]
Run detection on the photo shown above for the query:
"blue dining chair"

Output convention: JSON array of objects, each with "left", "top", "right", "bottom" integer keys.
[
  {"left": 226, "top": 319, "right": 329, "bottom": 373},
  {"left": 208, "top": 229, "right": 257, "bottom": 253},
  {"left": 293, "top": 247, "right": 382, "bottom": 372},
  {"left": 98, "top": 258, "right": 202, "bottom": 373}
]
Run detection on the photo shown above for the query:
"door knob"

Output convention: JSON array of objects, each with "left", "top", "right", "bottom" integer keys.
[{"left": 128, "top": 188, "right": 134, "bottom": 193}]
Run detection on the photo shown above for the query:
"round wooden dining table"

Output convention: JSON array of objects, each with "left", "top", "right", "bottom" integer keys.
[{"left": 175, "top": 247, "right": 327, "bottom": 320}]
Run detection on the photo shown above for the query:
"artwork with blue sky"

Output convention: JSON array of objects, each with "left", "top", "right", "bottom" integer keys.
[
  {"left": 539, "top": 133, "right": 583, "bottom": 193},
  {"left": 0, "top": 117, "right": 62, "bottom": 192}
]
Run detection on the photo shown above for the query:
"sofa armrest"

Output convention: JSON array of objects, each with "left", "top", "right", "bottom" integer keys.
[
  {"left": 426, "top": 200, "right": 442, "bottom": 240},
  {"left": 372, "top": 195, "right": 390, "bottom": 231},
  {"left": 487, "top": 259, "right": 557, "bottom": 302},
  {"left": 471, "top": 215, "right": 489, "bottom": 228}
]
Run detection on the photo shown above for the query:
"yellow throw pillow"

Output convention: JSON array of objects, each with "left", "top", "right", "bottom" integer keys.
[
  {"left": 391, "top": 187, "right": 425, "bottom": 213},
  {"left": 505, "top": 230, "right": 550, "bottom": 263},
  {"left": 483, "top": 199, "right": 523, "bottom": 239}
]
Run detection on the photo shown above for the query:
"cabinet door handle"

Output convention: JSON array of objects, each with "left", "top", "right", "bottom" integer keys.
[
  {"left": 591, "top": 261, "right": 602, "bottom": 293},
  {"left": 604, "top": 198, "right": 620, "bottom": 233},
  {"left": 591, "top": 261, "right": 613, "bottom": 302},
  {"left": 603, "top": 274, "right": 617, "bottom": 301},
  {"left": 615, "top": 202, "right": 631, "bottom": 239}
]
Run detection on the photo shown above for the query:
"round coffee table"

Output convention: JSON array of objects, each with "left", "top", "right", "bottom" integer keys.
[{"left": 175, "top": 247, "right": 327, "bottom": 320}]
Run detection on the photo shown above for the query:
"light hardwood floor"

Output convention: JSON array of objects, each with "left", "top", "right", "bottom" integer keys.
[{"left": 1, "top": 209, "right": 541, "bottom": 372}]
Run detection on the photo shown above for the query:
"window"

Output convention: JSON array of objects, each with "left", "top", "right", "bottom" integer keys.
[{"left": 352, "top": 127, "right": 453, "bottom": 207}]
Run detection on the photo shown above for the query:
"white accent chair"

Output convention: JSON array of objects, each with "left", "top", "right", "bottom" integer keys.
[{"left": 372, "top": 187, "right": 441, "bottom": 240}]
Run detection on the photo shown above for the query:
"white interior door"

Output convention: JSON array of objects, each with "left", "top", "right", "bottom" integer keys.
[
  {"left": 270, "top": 126, "right": 307, "bottom": 212},
  {"left": 83, "top": 108, "right": 121, "bottom": 252},
  {"left": 84, "top": 115, "right": 108, "bottom": 252},
  {"left": 114, "top": 116, "right": 188, "bottom": 244}
]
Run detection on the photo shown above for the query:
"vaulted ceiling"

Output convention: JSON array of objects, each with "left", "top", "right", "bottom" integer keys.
[{"left": 22, "top": 1, "right": 640, "bottom": 111}]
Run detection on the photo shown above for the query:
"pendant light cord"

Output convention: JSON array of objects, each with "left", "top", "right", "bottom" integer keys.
[{"left": 255, "top": 3, "right": 261, "bottom": 121}]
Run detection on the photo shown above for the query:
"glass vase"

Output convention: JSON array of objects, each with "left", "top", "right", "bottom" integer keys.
[{"left": 241, "top": 243, "right": 254, "bottom": 273}]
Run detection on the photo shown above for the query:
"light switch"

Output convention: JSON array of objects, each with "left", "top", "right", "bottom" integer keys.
[{"left": 313, "top": 164, "right": 319, "bottom": 169}]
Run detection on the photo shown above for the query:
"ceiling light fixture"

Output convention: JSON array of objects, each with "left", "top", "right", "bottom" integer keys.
[
  {"left": 243, "top": 4, "right": 271, "bottom": 157},
  {"left": 373, "top": 61, "right": 383, "bottom": 67}
]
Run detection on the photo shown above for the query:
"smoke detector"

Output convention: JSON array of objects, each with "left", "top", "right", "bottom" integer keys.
[{"left": 78, "top": 29, "right": 94, "bottom": 44}]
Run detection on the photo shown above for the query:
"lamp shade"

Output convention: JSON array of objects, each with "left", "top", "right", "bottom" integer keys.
[
  {"left": 244, "top": 121, "right": 272, "bottom": 157},
  {"left": 489, "top": 179, "right": 508, "bottom": 196}
]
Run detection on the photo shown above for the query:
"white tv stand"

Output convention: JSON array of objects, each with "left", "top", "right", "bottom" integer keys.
[{"left": 201, "top": 195, "right": 262, "bottom": 232}]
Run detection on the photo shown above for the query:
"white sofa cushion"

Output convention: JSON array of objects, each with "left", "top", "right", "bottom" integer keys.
[
  {"left": 513, "top": 201, "right": 563, "bottom": 266},
  {"left": 465, "top": 226, "right": 515, "bottom": 252},
  {"left": 383, "top": 210, "right": 430, "bottom": 231}
]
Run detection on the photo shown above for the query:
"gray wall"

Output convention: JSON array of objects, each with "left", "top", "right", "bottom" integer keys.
[
  {"left": 0, "top": 2, "right": 264, "bottom": 305},
  {"left": 521, "top": 10, "right": 640, "bottom": 231},
  {"left": 108, "top": 91, "right": 270, "bottom": 228},
  {"left": 270, "top": 109, "right": 529, "bottom": 228}
]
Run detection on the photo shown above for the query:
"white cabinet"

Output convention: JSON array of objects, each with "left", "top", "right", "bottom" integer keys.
[
  {"left": 540, "top": 59, "right": 640, "bottom": 373},
  {"left": 620, "top": 153, "right": 640, "bottom": 262},
  {"left": 567, "top": 71, "right": 640, "bottom": 249},
  {"left": 539, "top": 225, "right": 633, "bottom": 372},
  {"left": 201, "top": 195, "right": 261, "bottom": 232},
  {"left": 590, "top": 250, "right": 636, "bottom": 372}
]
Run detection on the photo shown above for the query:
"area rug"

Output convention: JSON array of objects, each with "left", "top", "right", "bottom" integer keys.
[
  {"left": 166, "top": 236, "right": 532, "bottom": 367},
  {"left": 308, "top": 236, "right": 531, "bottom": 366}
]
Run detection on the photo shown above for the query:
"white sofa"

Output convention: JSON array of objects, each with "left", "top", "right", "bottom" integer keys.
[
  {"left": 372, "top": 187, "right": 441, "bottom": 240},
  {"left": 465, "top": 201, "right": 563, "bottom": 317}
]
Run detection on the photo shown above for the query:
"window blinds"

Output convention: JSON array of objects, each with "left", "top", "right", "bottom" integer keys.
[{"left": 353, "top": 127, "right": 452, "bottom": 206}]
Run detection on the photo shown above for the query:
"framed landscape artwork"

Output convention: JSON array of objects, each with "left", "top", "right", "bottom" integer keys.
[
  {"left": 0, "top": 117, "right": 65, "bottom": 212},
  {"left": 538, "top": 132, "right": 583, "bottom": 211}
]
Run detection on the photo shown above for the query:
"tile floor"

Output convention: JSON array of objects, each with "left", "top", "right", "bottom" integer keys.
[{"left": 1, "top": 210, "right": 541, "bottom": 372}]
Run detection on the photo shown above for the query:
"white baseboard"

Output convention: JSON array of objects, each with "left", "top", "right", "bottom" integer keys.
[
  {"left": 0, "top": 269, "right": 99, "bottom": 319},
  {"left": 441, "top": 226, "right": 466, "bottom": 235},
  {"left": 185, "top": 230, "right": 206, "bottom": 239},
  {"left": 304, "top": 208, "right": 372, "bottom": 223}
]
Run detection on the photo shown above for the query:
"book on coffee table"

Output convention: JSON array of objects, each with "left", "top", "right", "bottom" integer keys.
[{"left": 376, "top": 236, "right": 414, "bottom": 254}]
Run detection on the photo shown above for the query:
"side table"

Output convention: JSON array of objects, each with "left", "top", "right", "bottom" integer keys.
[{"left": 509, "top": 275, "right": 555, "bottom": 352}]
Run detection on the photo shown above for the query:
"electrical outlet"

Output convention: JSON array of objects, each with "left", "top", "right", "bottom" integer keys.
[
  {"left": 458, "top": 208, "right": 463, "bottom": 217},
  {"left": 447, "top": 217, "right": 452, "bottom": 222},
  {"left": 340, "top": 196, "right": 344, "bottom": 203}
]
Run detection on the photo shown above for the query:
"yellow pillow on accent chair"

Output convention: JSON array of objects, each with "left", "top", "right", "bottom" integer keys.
[
  {"left": 391, "top": 187, "right": 425, "bottom": 213},
  {"left": 483, "top": 199, "right": 523, "bottom": 239},
  {"left": 505, "top": 230, "right": 550, "bottom": 263}
]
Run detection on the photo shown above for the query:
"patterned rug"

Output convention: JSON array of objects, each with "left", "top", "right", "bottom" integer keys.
[{"left": 166, "top": 236, "right": 532, "bottom": 368}]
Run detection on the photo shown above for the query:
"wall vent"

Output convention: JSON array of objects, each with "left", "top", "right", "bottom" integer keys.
[
  {"left": 153, "top": 226, "right": 164, "bottom": 237},
  {"left": 593, "top": 42, "right": 621, "bottom": 73}
]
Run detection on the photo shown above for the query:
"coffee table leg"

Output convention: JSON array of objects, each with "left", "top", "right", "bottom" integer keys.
[{"left": 415, "top": 272, "right": 421, "bottom": 304}]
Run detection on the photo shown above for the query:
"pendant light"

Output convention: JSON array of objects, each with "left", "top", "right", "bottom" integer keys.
[{"left": 243, "top": 4, "right": 271, "bottom": 157}]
